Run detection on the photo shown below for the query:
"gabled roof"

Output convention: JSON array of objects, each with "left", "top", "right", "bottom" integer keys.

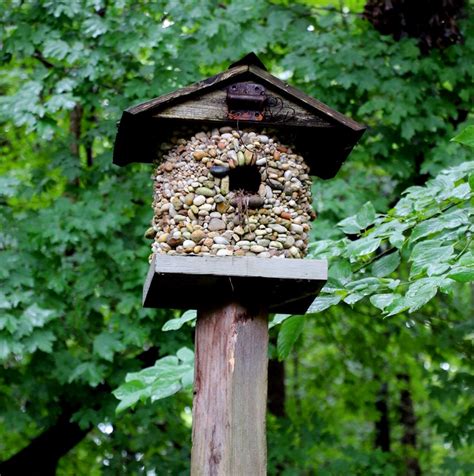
[{"left": 113, "top": 53, "right": 366, "bottom": 179}]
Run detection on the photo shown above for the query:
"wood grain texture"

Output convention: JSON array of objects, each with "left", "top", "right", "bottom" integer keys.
[
  {"left": 126, "top": 65, "right": 249, "bottom": 115},
  {"left": 153, "top": 88, "right": 333, "bottom": 128},
  {"left": 247, "top": 65, "right": 366, "bottom": 131},
  {"left": 142, "top": 255, "right": 327, "bottom": 314},
  {"left": 191, "top": 302, "right": 268, "bottom": 476}
]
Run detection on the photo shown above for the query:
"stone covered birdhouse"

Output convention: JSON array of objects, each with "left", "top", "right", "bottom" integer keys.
[{"left": 113, "top": 53, "right": 365, "bottom": 263}]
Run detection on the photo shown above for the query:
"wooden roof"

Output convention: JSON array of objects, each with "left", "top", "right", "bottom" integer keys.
[{"left": 113, "top": 53, "right": 366, "bottom": 179}]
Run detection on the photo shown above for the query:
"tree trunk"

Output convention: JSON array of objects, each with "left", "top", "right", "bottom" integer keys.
[
  {"left": 268, "top": 335, "right": 286, "bottom": 417},
  {"left": 191, "top": 302, "right": 268, "bottom": 476},
  {"left": 398, "top": 373, "right": 422, "bottom": 475},
  {"left": 69, "top": 104, "right": 83, "bottom": 157},
  {"left": 374, "top": 381, "right": 391, "bottom": 452},
  {"left": 0, "top": 410, "right": 90, "bottom": 476}
]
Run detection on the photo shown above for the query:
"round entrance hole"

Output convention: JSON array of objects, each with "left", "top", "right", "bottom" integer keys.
[{"left": 228, "top": 165, "right": 261, "bottom": 193}]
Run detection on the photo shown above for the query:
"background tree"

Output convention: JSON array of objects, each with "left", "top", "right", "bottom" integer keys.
[{"left": 0, "top": 1, "right": 473, "bottom": 474}]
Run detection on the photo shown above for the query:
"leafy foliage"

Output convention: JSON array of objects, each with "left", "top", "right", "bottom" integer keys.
[
  {"left": 1, "top": 1, "right": 473, "bottom": 474},
  {"left": 113, "top": 348, "right": 194, "bottom": 413},
  {"left": 305, "top": 160, "right": 474, "bottom": 317}
]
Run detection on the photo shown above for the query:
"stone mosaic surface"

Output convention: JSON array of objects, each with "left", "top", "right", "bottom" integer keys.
[{"left": 145, "top": 128, "right": 315, "bottom": 260}]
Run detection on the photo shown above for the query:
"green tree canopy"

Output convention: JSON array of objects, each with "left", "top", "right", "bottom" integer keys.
[{"left": 1, "top": 1, "right": 473, "bottom": 474}]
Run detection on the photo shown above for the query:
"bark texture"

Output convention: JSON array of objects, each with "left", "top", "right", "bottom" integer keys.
[
  {"left": 398, "top": 373, "right": 422, "bottom": 475},
  {"left": 191, "top": 302, "right": 268, "bottom": 476}
]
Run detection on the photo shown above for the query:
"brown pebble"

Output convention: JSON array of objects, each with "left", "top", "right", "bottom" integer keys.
[
  {"left": 193, "top": 150, "right": 208, "bottom": 160},
  {"left": 144, "top": 227, "right": 156, "bottom": 239}
]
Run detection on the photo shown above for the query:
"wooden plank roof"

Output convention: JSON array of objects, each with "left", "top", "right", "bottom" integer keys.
[{"left": 113, "top": 53, "right": 366, "bottom": 179}]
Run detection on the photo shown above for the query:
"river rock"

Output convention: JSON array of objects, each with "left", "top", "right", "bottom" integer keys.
[
  {"left": 191, "top": 229, "right": 205, "bottom": 243},
  {"left": 208, "top": 218, "right": 226, "bottom": 231},
  {"left": 151, "top": 127, "right": 313, "bottom": 260},
  {"left": 193, "top": 195, "right": 206, "bottom": 206},
  {"left": 183, "top": 240, "right": 195, "bottom": 250},
  {"left": 195, "top": 187, "right": 215, "bottom": 197}
]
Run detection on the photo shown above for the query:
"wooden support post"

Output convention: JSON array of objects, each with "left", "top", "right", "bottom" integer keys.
[
  {"left": 191, "top": 302, "right": 268, "bottom": 476},
  {"left": 143, "top": 255, "right": 327, "bottom": 474}
]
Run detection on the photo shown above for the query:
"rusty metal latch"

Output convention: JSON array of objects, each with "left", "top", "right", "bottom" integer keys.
[{"left": 226, "top": 82, "right": 266, "bottom": 121}]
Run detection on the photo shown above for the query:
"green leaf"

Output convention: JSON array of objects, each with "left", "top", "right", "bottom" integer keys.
[
  {"left": 277, "top": 316, "right": 305, "bottom": 360},
  {"left": 113, "top": 380, "right": 149, "bottom": 413},
  {"left": 162, "top": 310, "right": 197, "bottom": 331},
  {"left": 176, "top": 347, "right": 194, "bottom": 363},
  {"left": 452, "top": 125, "right": 474, "bottom": 148},
  {"left": 338, "top": 215, "right": 362, "bottom": 234},
  {"left": 337, "top": 202, "right": 377, "bottom": 234},
  {"left": 23, "top": 330, "right": 56, "bottom": 353},
  {"left": 83, "top": 17, "right": 108, "bottom": 38},
  {"left": 447, "top": 268, "right": 474, "bottom": 282},
  {"left": 329, "top": 260, "right": 352, "bottom": 285},
  {"left": 410, "top": 241, "right": 454, "bottom": 277},
  {"left": 389, "top": 231, "right": 405, "bottom": 249},
  {"left": 150, "top": 381, "right": 182, "bottom": 403},
  {"left": 371, "top": 251, "right": 400, "bottom": 277},
  {"left": 114, "top": 348, "right": 194, "bottom": 413},
  {"left": 43, "top": 39, "right": 70, "bottom": 60},
  {"left": 384, "top": 295, "right": 410, "bottom": 317},
  {"left": 269, "top": 314, "right": 291, "bottom": 328},
  {"left": 370, "top": 293, "right": 396, "bottom": 311},
  {"left": 410, "top": 209, "right": 469, "bottom": 242},
  {"left": 347, "top": 237, "right": 382, "bottom": 260},
  {"left": 307, "top": 294, "right": 342, "bottom": 313},
  {"left": 93, "top": 333, "right": 126, "bottom": 362},
  {"left": 406, "top": 278, "right": 441, "bottom": 312},
  {"left": 355, "top": 202, "right": 377, "bottom": 229},
  {"left": 0, "top": 339, "right": 12, "bottom": 360}
]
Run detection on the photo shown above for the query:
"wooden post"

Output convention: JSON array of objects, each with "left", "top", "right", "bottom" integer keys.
[
  {"left": 191, "top": 302, "right": 268, "bottom": 476},
  {"left": 143, "top": 255, "right": 327, "bottom": 474}
]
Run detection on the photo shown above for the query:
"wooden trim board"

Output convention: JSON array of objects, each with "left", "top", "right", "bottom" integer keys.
[{"left": 143, "top": 255, "right": 327, "bottom": 314}]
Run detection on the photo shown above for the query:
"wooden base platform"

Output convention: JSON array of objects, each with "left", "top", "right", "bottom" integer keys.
[{"left": 143, "top": 255, "right": 327, "bottom": 314}]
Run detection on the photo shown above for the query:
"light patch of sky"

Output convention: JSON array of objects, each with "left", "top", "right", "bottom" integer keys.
[{"left": 98, "top": 422, "right": 114, "bottom": 435}]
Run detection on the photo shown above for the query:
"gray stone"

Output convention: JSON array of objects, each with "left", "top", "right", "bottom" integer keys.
[
  {"left": 183, "top": 240, "right": 195, "bottom": 250},
  {"left": 290, "top": 224, "right": 304, "bottom": 234},
  {"left": 220, "top": 176, "right": 230, "bottom": 195},
  {"left": 210, "top": 165, "right": 230, "bottom": 178},
  {"left": 214, "top": 236, "right": 229, "bottom": 245},
  {"left": 269, "top": 224, "right": 287, "bottom": 234},
  {"left": 193, "top": 195, "right": 206, "bottom": 206},
  {"left": 195, "top": 187, "right": 215, "bottom": 197},
  {"left": 208, "top": 218, "right": 226, "bottom": 232},
  {"left": 250, "top": 245, "right": 266, "bottom": 253}
]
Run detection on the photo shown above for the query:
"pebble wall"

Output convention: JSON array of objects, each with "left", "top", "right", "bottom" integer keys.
[{"left": 145, "top": 128, "right": 315, "bottom": 261}]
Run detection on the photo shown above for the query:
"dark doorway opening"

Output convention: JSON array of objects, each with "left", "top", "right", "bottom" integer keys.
[{"left": 229, "top": 165, "right": 261, "bottom": 193}]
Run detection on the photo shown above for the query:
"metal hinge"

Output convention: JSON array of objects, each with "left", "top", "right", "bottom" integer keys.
[{"left": 226, "top": 82, "right": 266, "bottom": 121}]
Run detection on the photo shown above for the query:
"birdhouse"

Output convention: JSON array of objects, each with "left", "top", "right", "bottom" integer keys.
[{"left": 113, "top": 53, "right": 365, "bottom": 313}]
